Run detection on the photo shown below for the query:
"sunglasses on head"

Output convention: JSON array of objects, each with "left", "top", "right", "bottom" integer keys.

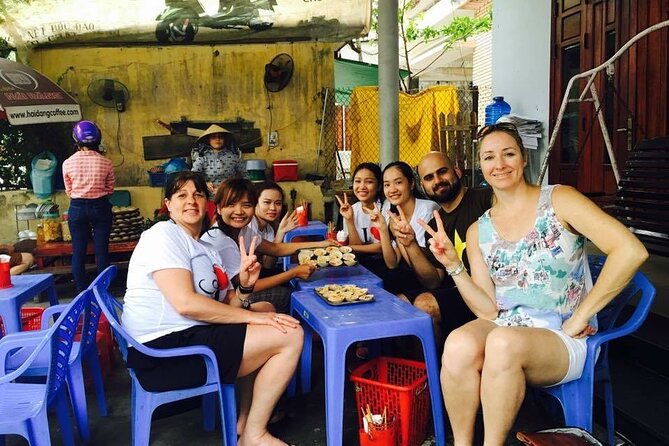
[{"left": 476, "top": 122, "right": 519, "bottom": 139}]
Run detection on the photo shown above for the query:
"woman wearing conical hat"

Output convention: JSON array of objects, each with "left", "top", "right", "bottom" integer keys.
[{"left": 191, "top": 124, "right": 248, "bottom": 194}]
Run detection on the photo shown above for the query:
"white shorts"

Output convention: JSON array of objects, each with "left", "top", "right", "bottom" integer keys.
[{"left": 543, "top": 329, "right": 588, "bottom": 387}]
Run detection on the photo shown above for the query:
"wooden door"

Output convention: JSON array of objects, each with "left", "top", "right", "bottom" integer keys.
[{"left": 549, "top": 0, "right": 669, "bottom": 194}]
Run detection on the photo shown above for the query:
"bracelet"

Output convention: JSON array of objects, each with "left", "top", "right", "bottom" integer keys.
[
  {"left": 237, "top": 282, "right": 255, "bottom": 294},
  {"left": 446, "top": 261, "right": 466, "bottom": 276}
]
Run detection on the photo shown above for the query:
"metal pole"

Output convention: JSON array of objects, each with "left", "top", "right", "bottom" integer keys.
[
  {"left": 378, "top": 0, "right": 399, "bottom": 168},
  {"left": 315, "top": 88, "right": 329, "bottom": 173},
  {"left": 590, "top": 82, "right": 620, "bottom": 184}
]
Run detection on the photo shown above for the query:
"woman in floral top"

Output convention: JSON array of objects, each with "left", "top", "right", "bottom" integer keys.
[{"left": 420, "top": 123, "right": 648, "bottom": 445}]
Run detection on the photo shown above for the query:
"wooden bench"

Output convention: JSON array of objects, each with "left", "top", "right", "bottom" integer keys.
[
  {"left": 25, "top": 260, "right": 130, "bottom": 277},
  {"left": 33, "top": 240, "right": 138, "bottom": 268},
  {"left": 616, "top": 136, "right": 669, "bottom": 256}
]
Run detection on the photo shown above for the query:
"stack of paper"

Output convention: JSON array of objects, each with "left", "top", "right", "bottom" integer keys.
[{"left": 497, "top": 114, "right": 543, "bottom": 150}]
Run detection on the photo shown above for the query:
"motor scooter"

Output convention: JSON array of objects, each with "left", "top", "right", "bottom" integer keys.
[{"left": 155, "top": 0, "right": 276, "bottom": 43}]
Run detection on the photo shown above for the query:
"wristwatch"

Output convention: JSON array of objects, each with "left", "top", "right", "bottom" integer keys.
[{"left": 238, "top": 295, "right": 251, "bottom": 309}]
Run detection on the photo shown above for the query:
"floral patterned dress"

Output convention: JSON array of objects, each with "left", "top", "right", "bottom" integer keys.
[{"left": 477, "top": 185, "right": 594, "bottom": 330}]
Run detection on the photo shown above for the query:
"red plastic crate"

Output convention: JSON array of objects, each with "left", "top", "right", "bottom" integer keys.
[
  {"left": 0, "top": 307, "right": 45, "bottom": 336},
  {"left": 351, "top": 357, "right": 430, "bottom": 446},
  {"left": 74, "top": 313, "right": 115, "bottom": 369},
  {"left": 272, "top": 159, "right": 298, "bottom": 181},
  {"left": 84, "top": 331, "right": 112, "bottom": 389},
  {"left": 21, "top": 307, "right": 44, "bottom": 331}
]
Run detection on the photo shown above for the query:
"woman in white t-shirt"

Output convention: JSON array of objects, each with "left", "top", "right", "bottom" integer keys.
[
  {"left": 253, "top": 181, "right": 299, "bottom": 269},
  {"left": 337, "top": 163, "right": 384, "bottom": 249},
  {"left": 200, "top": 178, "right": 331, "bottom": 313},
  {"left": 366, "top": 161, "right": 440, "bottom": 296},
  {"left": 122, "top": 172, "right": 302, "bottom": 446}
]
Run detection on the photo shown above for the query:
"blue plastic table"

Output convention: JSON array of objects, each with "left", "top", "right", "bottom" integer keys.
[
  {"left": 291, "top": 286, "right": 445, "bottom": 446},
  {"left": 0, "top": 273, "right": 58, "bottom": 335},
  {"left": 289, "top": 263, "right": 383, "bottom": 291}
]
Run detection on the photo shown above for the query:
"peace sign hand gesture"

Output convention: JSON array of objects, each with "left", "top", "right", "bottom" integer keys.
[
  {"left": 363, "top": 202, "right": 388, "bottom": 234},
  {"left": 418, "top": 210, "right": 460, "bottom": 269},
  {"left": 238, "top": 235, "right": 261, "bottom": 289},
  {"left": 335, "top": 192, "right": 353, "bottom": 221},
  {"left": 388, "top": 205, "right": 415, "bottom": 247}
]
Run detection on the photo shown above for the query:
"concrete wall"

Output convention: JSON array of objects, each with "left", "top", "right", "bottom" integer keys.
[
  {"left": 2, "top": 41, "right": 336, "bottom": 243},
  {"left": 491, "top": 1, "right": 551, "bottom": 184},
  {"left": 28, "top": 42, "right": 337, "bottom": 186}
]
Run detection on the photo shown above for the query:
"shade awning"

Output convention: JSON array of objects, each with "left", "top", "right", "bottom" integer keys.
[{"left": 0, "top": 58, "right": 81, "bottom": 125}]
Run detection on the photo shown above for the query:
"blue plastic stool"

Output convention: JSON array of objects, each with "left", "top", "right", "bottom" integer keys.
[
  {"left": 290, "top": 286, "right": 446, "bottom": 446},
  {"left": 281, "top": 221, "right": 329, "bottom": 269}
]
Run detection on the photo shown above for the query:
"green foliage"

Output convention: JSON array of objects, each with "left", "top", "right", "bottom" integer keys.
[
  {"left": 367, "top": 1, "right": 492, "bottom": 90},
  {"left": 415, "top": 13, "right": 492, "bottom": 45},
  {"left": 0, "top": 120, "right": 73, "bottom": 190},
  {"left": 0, "top": 35, "right": 13, "bottom": 58}
]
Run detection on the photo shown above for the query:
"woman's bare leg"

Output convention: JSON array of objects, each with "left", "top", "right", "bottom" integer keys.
[
  {"left": 480, "top": 327, "right": 569, "bottom": 446},
  {"left": 441, "top": 319, "right": 496, "bottom": 446},
  {"left": 237, "top": 324, "right": 303, "bottom": 446},
  {"left": 236, "top": 371, "right": 257, "bottom": 435}
]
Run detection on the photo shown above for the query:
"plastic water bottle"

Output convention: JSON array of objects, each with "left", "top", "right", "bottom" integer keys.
[{"left": 484, "top": 96, "right": 511, "bottom": 125}]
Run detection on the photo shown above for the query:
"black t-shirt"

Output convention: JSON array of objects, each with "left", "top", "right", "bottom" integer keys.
[{"left": 424, "top": 187, "right": 493, "bottom": 287}]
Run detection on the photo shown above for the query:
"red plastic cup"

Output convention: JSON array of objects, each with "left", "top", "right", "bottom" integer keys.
[
  {"left": 296, "top": 205, "right": 308, "bottom": 227},
  {"left": 358, "top": 422, "right": 396, "bottom": 446},
  {"left": 0, "top": 261, "right": 12, "bottom": 289}
]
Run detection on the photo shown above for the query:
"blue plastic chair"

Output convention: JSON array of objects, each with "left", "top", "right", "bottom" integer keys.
[
  {"left": 281, "top": 221, "right": 329, "bottom": 270},
  {"left": 0, "top": 289, "right": 89, "bottom": 446},
  {"left": 92, "top": 265, "right": 238, "bottom": 446},
  {"left": 4, "top": 273, "right": 110, "bottom": 443},
  {"left": 540, "top": 256, "right": 656, "bottom": 445}
]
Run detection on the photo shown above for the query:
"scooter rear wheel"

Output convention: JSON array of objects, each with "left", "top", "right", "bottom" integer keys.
[{"left": 155, "top": 18, "right": 197, "bottom": 44}]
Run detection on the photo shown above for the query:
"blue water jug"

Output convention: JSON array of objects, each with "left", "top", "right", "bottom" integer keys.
[
  {"left": 484, "top": 96, "right": 511, "bottom": 125},
  {"left": 30, "top": 151, "right": 57, "bottom": 199}
]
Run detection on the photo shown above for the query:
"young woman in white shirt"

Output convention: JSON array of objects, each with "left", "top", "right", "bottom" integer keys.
[
  {"left": 366, "top": 161, "right": 439, "bottom": 296},
  {"left": 253, "top": 181, "right": 299, "bottom": 269},
  {"left": 200, "top": 178, "right": 332, "bottom": 313},
  {"left": 337, "top": 163, "right": 384, "bottom": 250}
]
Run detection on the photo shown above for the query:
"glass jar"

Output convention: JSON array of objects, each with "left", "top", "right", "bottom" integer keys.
[
  {"left": 36, "top": 224, "right": 45, "bottom": 245},
  {"left": 43, "top": 218, "right": 62, "bottom": 242},
  {"left": 61, "top": 220, "right": 72, "bottom": 242}
]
